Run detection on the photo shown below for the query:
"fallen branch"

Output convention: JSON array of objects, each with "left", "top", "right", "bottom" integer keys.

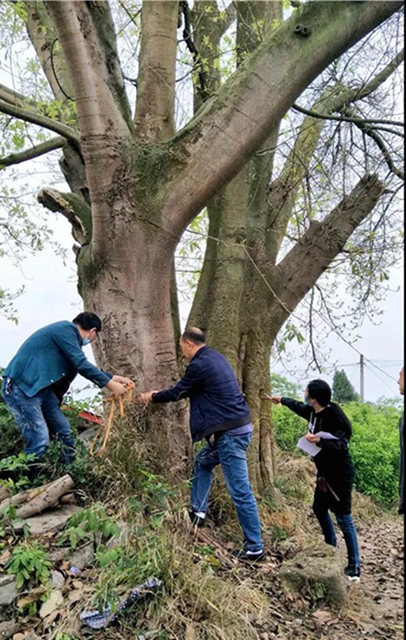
[
  {"left": 0, "top": 486, "right": 11, "bottom": 503},
  {"left": 0, "top": 481, "right": 54, "bottom": 511},
  {"left": 15, "top": 475, "right": 74, "bottom": 519}
]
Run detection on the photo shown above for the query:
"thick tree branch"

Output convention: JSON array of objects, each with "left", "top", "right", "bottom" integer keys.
[
  {"left": 0, "top": 83, "right": 37, "bottom": 109},
  {"left": 266, "top": 49, "right": 404, "bottom": 261},
  {"left": 45, "top": 0, "right": 134, "bottom": 258},
  {"left": 24, "top": 1, "right": 74, "bottom": 105},
  {"left": 217, "top": 1, "right": 237, "bottom": 35},
  {"left": 0, "top": 136, "right": 66, "bottom": 167},
  {"left": 292, "top": 103, "right": 404, "bottom": 129},
  {"left": 180, "top": 0, "right": 209, "bottom": 102},
  {"left": 344, "top": 48, "right": 404, "bottom": 102},
  {"left": 134, "top": 1, "right": 179, "bottom": 141},
  {"left": 268, "top": 174, "right": 386, "bottom": 330},
  {"left": 45, "top": 1, "right": 132, "bottom": 137},
  {"left": 0, "top": 99, "right": 80, "bottom": 147},
  {"left": 163, "top": 0, "right": 402, "bottom": 233},
  {"left": 37, "top": 187, "right": 92, "bottom": 245}
]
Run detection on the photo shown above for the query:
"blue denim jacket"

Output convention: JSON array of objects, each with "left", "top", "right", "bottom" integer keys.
[
  {"left": 152, "top": 346, "right": 250, "bottom": 442},
  {"left": 4, "top": 321, "right": 112, "bottom": 397}
]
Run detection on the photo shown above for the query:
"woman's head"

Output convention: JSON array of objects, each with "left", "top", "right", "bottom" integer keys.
[{"left": 305, "top": 379, "right": 332, "bottom": 407}]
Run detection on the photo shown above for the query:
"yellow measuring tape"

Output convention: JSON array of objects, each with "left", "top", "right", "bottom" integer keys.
[{"left": 90, "top": 384, "right": 135, "bottom": 457}]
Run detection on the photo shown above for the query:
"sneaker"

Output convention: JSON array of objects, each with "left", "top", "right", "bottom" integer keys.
[
  {"left": 231, "top": 548, "right": 265, "bottom": 562},
  {"left": 189, "top": 510, "right": 205, "bottom": 528},
  {"left": 344, "top": 564, "right": 361, "bottom": 581}
]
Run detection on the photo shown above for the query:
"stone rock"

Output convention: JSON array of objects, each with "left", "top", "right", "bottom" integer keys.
[
  {"left": 0, "top": 575, "right": 17, "bottom": 607},
  {"left": 77, "top": 426, "right": 99, "bottom": 447},
  {"left": 48, "top": 547, "right": 71, "bottom": 565},
  {"left": 15, "top": 505, "right": 82, "bottom": 536},
  {"left": 106, "top": 520, "right": 130, "bottom": 548},
  {"left": 50, "top": 570, "right": 65, "bottom": 589},
  {"left": 69, "top": 542, "right": 95, "bottom": 570},
  {"left": 0, "top": 620, "right": 20, "bottom": 640},
  {"left": 278, "top": 542, "right": 346, "bottom": 609},
  {"left": 39, "top": 589, "right": 64, "bottom": 619}
]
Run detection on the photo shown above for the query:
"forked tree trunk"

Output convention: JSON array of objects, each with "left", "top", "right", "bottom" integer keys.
[{"left": 12, "top": 0, "right": 399, "bottom": 482}]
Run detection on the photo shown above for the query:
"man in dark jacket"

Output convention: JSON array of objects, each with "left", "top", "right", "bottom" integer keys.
[
  {"left": 140, "top": 327, "right": 263, "bottom": 561},
  {"left": 398, "top": 367, "right": 404, "bottom": 515},
  {"left": 2, "top": 312, "right": 133, "bottom": 478}
]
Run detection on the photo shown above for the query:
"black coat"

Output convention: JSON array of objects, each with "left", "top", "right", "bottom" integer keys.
[
  {"left": 152, "top": 346, "right": 251, "bottom": 442},
  {"left": 281, "top": 398, "right": 354, "bottom": 515}
]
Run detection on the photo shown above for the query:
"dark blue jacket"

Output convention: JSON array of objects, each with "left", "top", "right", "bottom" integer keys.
[
  {"left": 152, "top": 346, "right": 251, "bottom": 442},
  {"left": 4, "top": 321, "right": 112, "bottom": 397}
]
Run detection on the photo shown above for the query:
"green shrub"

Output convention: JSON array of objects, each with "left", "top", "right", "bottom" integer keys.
[
  {"left": 345, "top": 402, "right": 401, "bottom": 505},
  {"left": 273, "top": 404, "right": 305, "bottom": 452},
  {"left": 273, "top": 400, "right": 402, "bottom": 505},
  {"left": 0, "top": 401, "right": 23, "bottom": 459},
  {"left": 6, "top": 540, "right": 51, "bottom": 589}
]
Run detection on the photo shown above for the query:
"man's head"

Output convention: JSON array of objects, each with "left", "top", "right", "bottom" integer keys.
[
  {"left": 399, "top": 367, "right": 404, "bottom": 396},
  {"left": 179, "top": 327, "right": 206, "bottom": 361},
  {"left": 305, "top": 379, "right": 332, "bottom": 408},
  {"left": 72, "top": 312, "right": 102, "bottom": 344}
]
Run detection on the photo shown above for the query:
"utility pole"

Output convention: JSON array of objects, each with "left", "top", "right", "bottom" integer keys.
[{"left": 360, "top": 354, "right": 365, "bottom": 403}]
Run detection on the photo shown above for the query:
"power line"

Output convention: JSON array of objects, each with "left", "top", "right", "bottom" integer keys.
[{"left": 364, "top": 362, "right": 397, "bottom": 395}]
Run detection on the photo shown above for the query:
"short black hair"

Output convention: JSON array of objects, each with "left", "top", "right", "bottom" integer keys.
[
  {"left": 307, "top": 379, "right": 331, "bottom": 407},
  {"left": 72, "top": 312, "right": 102, "bottom": 332},
  {"left": 181, "top": 327, "right": 206, "bottom": 345}
]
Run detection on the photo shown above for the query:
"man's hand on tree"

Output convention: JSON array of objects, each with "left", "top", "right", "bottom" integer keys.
[
  {"left": 269, "top": 395, "right": 282, "bottom": 404},
  {"left": 106, "top": 380, "right": 129, "bottom": 396},
  {"left": 139, "top": 390, "right": 159, "bottom": 405},
  {"left": 112, "top": 375, "right": 134, "bottom": 387}
]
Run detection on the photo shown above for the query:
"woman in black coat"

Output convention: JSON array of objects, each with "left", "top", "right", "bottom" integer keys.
[{"left": 271, "top": 379, "right": 361, "bottom": 581}]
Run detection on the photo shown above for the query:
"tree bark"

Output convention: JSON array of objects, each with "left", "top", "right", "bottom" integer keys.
[{"left": 135, "top": 1, "right": 179, "bottom": 141}]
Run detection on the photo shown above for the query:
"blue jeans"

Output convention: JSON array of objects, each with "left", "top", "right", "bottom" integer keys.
[
  {"left": 2, "top": 378, "right": 75, "bottom": 470},
  {"left": 191, "top": 432, "right": 263, "bottom": 553},
  {"left": 313, "top": 502, "right": 360, "bottom": 567}
]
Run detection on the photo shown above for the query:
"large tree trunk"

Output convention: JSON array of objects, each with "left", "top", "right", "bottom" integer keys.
[{"left": 79, "top": 223, "right": 191, "bottom": 467}]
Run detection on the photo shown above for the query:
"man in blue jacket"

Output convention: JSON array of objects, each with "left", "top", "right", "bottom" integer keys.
[
  {"left": 2, "top": 312, "right": 133, "bottom": 479},
  {"left": 140, "top": 327, "right": 263, "bottom": 561}
]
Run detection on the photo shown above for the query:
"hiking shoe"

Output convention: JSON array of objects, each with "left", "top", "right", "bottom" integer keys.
[
  {"left": 189, "top": 510, "right": 205, "bottom": 528},
  {"left": 344, "top": 565, "right": 361, "bottom": 581},
  {"left": 231, "top": 548, "right": 265, "bottom": 562}
]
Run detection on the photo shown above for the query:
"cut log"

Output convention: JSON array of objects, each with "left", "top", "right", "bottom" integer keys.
[
  {"left": 15, "top": 475, "right": 74, "bottom": 519},
  {"left": 0, "top": 480, "right": 54, "bottom": 511},
  {"left": 59, "top": 493, "right": 76, "bottom": 505},
  {"left": 0, "top": 485, "right": 11, "bottom": 502}
]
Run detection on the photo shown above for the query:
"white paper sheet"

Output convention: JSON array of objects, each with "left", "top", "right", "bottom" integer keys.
[
  {"left": 316, "top": 431, "right": 338, "bottom": 440},
  {"left": 296, "top": 436, "right": 321, "bottom": 457}
]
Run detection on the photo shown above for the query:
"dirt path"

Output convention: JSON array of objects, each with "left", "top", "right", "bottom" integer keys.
[
  {"left": 342, "top": 517, "right": 404, "bottom": 638},
  {"left": 262, "top": 515, "right": 404, "bottom": 640}
]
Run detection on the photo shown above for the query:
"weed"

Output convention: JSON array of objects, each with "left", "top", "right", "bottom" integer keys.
[
  {"left": 6, "top": 540, "right": 51, "bottom": 589},
  {"left": 57, "top": 503, "right": 120, "bottom": 548}
]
